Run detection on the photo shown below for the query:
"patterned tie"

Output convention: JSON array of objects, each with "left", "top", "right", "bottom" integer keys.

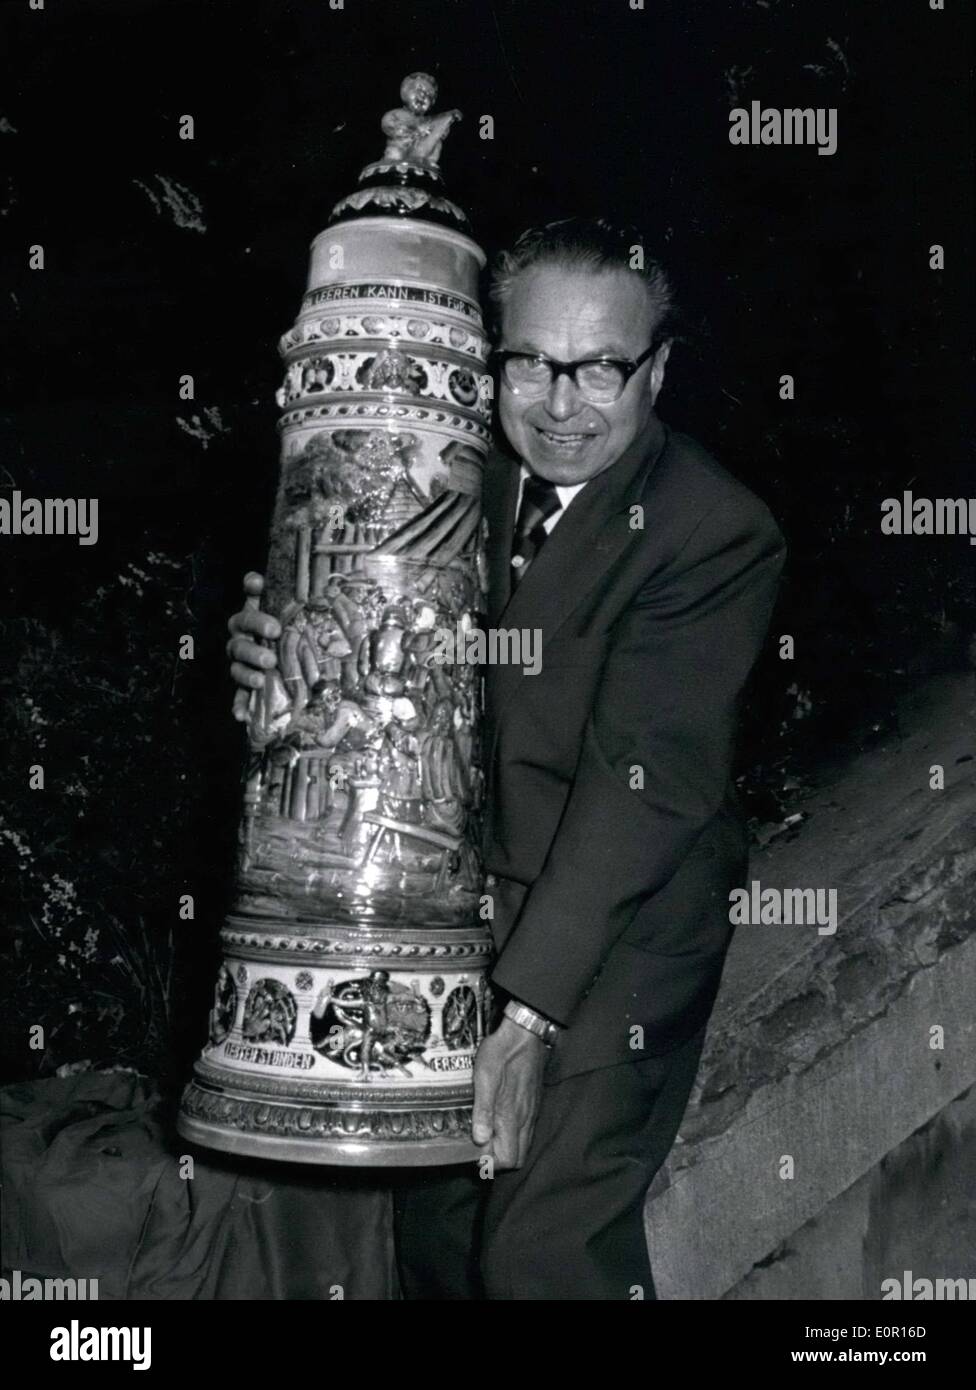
[{"left": 510, "top": 473, "right": 562, "bottom": 588}]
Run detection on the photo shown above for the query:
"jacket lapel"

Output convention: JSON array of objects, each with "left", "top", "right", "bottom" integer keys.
[
  {"left": 483, "top": 415, "right": 669, "bottom": 725},
  {"left": 503, "top": 415, "right": 666, "bottom": 630}
]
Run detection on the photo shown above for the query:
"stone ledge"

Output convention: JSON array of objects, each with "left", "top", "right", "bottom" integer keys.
[
  {"left": 645, "top": 674, "right": 976, "bottom": 1299},
  {"left": 722, "top": 1085, "right": 976, "bottom": 1300}
]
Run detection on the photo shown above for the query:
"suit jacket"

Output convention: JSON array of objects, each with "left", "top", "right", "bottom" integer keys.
[{"left": 480, "top": 413, "right": 786, "bottom": 1080}]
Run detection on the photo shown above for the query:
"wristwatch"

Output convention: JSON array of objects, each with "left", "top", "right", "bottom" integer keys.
[{"left": 503, "top": 999, "right": 561, "bottom": 1048}]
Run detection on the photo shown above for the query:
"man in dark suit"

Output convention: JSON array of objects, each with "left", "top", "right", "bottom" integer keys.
[{"left": 229, "top": 219, "right": 786, "bottom": 1300}]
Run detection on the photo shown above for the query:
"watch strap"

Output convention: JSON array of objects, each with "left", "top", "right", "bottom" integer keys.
[{"left": 503, "top": 999, "right": 561, "bottom": 1047}]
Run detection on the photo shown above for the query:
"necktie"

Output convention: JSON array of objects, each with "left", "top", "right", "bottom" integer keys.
[{"left": 510, "top": 474, "right": 562, "bottom": 588}]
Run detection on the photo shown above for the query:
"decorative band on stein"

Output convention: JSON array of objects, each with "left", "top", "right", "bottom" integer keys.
[{"left": 178, "top": 74, "right": 494, "bottom": 1167}]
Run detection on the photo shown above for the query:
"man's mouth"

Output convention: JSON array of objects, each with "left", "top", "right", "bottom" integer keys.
[{"left": 534, "top": 427, "right": 596, "bottom": 448}]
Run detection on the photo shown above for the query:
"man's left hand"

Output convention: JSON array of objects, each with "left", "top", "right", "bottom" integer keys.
[{"left": 471, "top": 1017, "right": 547, "bottom": 1169}]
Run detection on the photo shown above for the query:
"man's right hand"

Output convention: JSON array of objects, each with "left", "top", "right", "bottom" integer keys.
[{"left": 227, "top": 572, "right": 282, "bottom": 722}]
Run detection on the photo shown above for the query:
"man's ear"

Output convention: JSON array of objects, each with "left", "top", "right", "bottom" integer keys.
[{"left": 649, "top": 340, "right": 671, "bottom": 405}]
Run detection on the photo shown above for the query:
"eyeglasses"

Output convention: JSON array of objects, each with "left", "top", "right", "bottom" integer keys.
[{"left": 491, "top": 342, "right": 661, "bottom": 404}]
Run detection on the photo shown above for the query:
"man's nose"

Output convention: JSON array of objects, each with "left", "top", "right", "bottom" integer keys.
[{"left": 543, "top": 371, "right": 582, "bottom": 421}]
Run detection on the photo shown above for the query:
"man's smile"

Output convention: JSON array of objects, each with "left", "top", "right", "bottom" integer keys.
[{"left": 532, "top": 425, "right": 601, "bottom": 453}]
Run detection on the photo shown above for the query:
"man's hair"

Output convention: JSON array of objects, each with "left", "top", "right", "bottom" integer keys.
[{"left": 488, "top": 217, "right": 677, "bottom": 342}]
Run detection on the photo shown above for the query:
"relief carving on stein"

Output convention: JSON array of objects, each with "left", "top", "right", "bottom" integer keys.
[
  {"left": 279, "top": 316, "right": 485, "bottom": 358},
  {"left": 242, "top": 978, "right": 298, "bottom": 1046},
  {"left": 277, "top": 351, "right": 490, "bottom": 415},
  {"left": 209, "top": 965, "right": 237, "bottom": 1045},
  {"left": 238, "top": 423, "right": 485, "bottom": 925},
  {"left": 303, "top": 969, "right": 490, "bottom": 1080},
  {"left": 310, "top": 969, "right": 431, "bottom": 1078}
]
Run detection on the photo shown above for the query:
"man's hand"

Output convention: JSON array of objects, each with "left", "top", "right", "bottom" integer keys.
[
  {"left": 471, "top": 1016, "right": 547, "bottom": 1170},
  {"left": 227, "top": 572, "right": 281, "bottom": 721}
]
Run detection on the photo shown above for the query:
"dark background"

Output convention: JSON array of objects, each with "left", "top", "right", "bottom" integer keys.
[{"left": 2, "top": 0, "right": 973, "bottom": 1084}]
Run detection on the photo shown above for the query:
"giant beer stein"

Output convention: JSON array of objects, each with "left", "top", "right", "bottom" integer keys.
[{"left": 178, "top": 74, "right": 493, "bottom": 1165}]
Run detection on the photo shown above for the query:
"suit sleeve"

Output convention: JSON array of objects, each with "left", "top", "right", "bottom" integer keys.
[{"left": 490, "top": 493, "right": 787, "bottom": 1026}]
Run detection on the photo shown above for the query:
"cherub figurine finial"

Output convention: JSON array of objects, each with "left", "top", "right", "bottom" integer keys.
[{"left": 380, "top": 72, "right": 462, "bottom": 171}]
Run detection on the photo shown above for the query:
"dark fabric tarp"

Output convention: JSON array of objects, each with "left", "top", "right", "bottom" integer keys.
[{"left": 1, "top": 1072, "right": 397, "bottom": 1300}]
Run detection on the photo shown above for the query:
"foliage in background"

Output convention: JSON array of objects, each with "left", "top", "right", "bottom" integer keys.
[{"left": 0, "top": 550, "right": 231, "bottom": 1087}]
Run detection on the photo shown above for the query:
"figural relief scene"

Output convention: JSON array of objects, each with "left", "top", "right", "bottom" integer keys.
[{"left": 235, "top": 423, "right": 488, "bottom": 930}]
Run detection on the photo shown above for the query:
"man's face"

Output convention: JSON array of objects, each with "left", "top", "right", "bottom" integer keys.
[{"left": 497, "top": 265, "right": 670, "bottom": 484}]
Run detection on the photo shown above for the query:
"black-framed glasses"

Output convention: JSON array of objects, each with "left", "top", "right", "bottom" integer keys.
[{"left": 491, "top": 342, "right": 661, "bottom": 404}]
